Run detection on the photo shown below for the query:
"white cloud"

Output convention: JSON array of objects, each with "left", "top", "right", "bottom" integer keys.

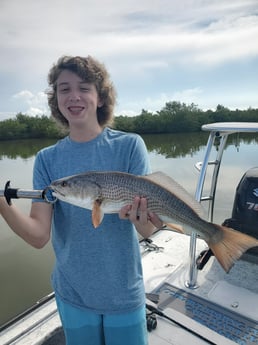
[
  {"left": 116, "top": 88, "right": 204, "bottom": 115},
  {"left": 12, "top": 90, "right": 48, "bottom": 116},
  {"left": 13, "top": 90, "right": 34, "bottom": 101},
  {"left": 1, "top": 1, "right": 257, "bottom": 66},
  {"left": 191, "top": 15, "right": 258, "bottom": 65},
  {"left": 0, "top": 0, "right": 257, "bottom": 116}
]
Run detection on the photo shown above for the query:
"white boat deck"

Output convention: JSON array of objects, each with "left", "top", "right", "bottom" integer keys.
[
  {"left": 142, "top": 230, "right": 258, "bottom": 345},
  {"left": 142, "top": 230, "right": 258, "bottom": 304}
]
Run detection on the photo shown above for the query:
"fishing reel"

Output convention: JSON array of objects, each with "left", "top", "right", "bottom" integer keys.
[{"left": 146, "top": 308, "right": 157, "bottom": 332}]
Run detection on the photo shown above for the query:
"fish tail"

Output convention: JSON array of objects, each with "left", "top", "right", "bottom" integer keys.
[{"left": 208, "top": 224, "right": 258, "bottom": 273}]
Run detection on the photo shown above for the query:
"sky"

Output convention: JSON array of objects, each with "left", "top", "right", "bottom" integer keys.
[{"left": 0, "top": 0, "right": 258, "bottom": 121}]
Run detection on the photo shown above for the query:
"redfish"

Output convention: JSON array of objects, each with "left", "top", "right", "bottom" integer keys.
[{"left": 50, "top": 171, "right": 258, "bottom": 272}]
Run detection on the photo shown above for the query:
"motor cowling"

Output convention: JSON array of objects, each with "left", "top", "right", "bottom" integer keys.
[{"left": 223, "top": 167, "right": 258, "bottom": 256}]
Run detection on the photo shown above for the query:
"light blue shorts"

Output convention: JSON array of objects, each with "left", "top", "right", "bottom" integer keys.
[{"left": 55, "top": 295, "right": 148, "bottom": 345}]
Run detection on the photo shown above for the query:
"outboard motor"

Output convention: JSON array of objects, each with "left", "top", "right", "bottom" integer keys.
[
  {"left": 197, "top": 167, "right": 258, "bottom": 269},
  {"left": 223, "top": 167, "right": 258, "bottom": 256}
]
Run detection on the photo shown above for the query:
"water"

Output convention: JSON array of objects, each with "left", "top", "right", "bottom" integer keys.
[{"left": 0, "top": 132, "right": 258, "bottom": 326}]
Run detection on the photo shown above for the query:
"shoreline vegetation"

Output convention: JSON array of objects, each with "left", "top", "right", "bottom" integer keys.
[{"left": 1, "top": 101, "right": 258, "bottom": 140}]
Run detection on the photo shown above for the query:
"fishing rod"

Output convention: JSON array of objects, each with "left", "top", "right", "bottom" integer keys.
[
  {"left": 146, "top": 303, "right": 217, "bottom": 345},
  {"left": 0, "top": 181, "right": 56, "bottom": 205}
]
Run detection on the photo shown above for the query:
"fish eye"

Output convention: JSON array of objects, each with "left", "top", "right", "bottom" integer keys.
[{"left": 61, "top": 181, "right": 67, "bottom": 187}]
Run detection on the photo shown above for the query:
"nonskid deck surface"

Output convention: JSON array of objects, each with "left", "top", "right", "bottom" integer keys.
[
  {"left": 153, "top": 283, "right": 258, "bottom": 344},
  {"left": 141, "top": 230, "right": 258, "bottom": 345}
]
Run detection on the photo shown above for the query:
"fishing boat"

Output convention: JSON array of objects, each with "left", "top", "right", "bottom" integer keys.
[{"left": 0, "top": 122, "right": 258, "bottom": 345}]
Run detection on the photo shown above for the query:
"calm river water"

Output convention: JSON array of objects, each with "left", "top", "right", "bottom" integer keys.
[{"left": 0, "top": 131, "right": 258, "bottom": 325}]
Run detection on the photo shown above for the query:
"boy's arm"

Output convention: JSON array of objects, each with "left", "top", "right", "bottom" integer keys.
[{"left": 0, "top": 198, "right": 52, "bottom": 248}]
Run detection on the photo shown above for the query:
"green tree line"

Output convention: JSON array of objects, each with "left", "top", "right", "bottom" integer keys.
[
  {"left": 114, "top": 102, "right": 258, "bottom": 134},
  {"left": 0, "top": 102, "right": 258, "bottom": 140},
  {"left": 0, "top": 113, "right": 61, "bottom": 140}
]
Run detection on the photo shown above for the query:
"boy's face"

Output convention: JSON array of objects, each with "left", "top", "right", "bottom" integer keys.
[{"left": 56, "top": 69, "right": 103, "bottom": 128}]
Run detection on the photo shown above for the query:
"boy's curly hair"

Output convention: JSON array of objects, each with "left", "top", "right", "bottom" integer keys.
[{"left": 46, "top": 56, "right": 116, "bottom": 128}]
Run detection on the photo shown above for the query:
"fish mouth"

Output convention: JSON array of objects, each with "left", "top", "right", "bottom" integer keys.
[{"left": 49, "top": 186, "right": 66, "bottom": 198}]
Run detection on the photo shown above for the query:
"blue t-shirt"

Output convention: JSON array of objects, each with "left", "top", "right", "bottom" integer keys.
[{"left": 33, "top": 127, "right": 151, "bottom": 314}]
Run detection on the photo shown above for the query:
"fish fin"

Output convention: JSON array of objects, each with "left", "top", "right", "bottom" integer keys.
[
  {"left": 208, "top": 224, "right": 258, "bottom": 273},
  {"left": 92, "top": 200, "right": 104, "bottom": 228},
  {"left": 143, "top": 172, "right": 205, "bottom": 218},
  {"left": 165, "top": 223, "right": 184, "bottom": 233}
]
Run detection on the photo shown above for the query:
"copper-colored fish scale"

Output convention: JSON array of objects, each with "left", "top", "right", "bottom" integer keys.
[{"left": 93, "top": 171, "right": 215, "bottom": 240}]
